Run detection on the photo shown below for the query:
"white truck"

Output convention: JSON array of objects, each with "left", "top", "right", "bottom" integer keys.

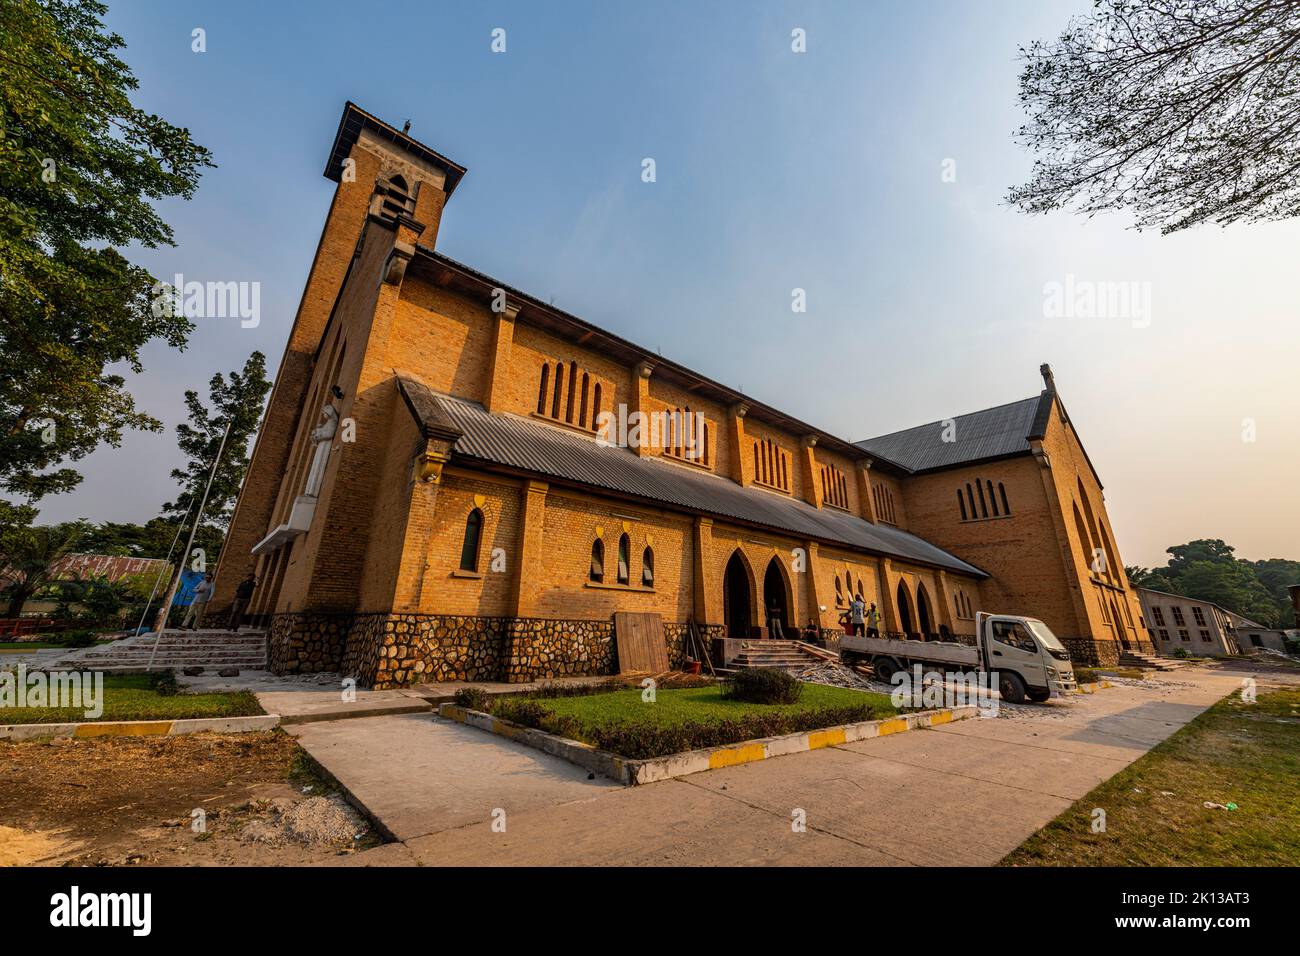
[{"left": 838, "top": 612, "right": 1077, "bottom": 703}]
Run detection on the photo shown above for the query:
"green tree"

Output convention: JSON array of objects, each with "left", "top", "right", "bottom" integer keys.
[
  {"left": 1166, "top": 539, "right": 1238, "bottom": 576},
  {"left": 1125, "top": 565, "right": 1174, "bottom": 592},
  {"left": 0, "top": 519, "right": 88, "bottom": 617},
  {"left": 1250, "top": 558, "right": 1300, "bottom": 627},
  {"left": 1010, "top": 1, "right": 1300, "bottom": 232},
  {"left": 0, "top": 0, "right": 213, "bottom": 503},
  {"left": 161, "top": 352, "right": 271, "bottom": 560},
  {"left": 1174, "top": 560, "right": 1279, "bottom": 627}
]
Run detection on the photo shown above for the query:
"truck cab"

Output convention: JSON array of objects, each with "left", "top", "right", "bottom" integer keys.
[{"left": 977, "top": 613, "right": 1077, "bottom": 702}]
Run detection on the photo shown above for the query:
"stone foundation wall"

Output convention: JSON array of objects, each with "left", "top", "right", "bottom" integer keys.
[
  {"left": 502, "top": 618, "right": 614, "bottom": 683},
  {"left": 268, "top": 611, "right": 351, "bottom": 674},
  {"left": 1062, "top": 637, "right": 1122, "bottom": 668},
  {"left": 267, "top": 610, "right": 698, "bottom": 688}
]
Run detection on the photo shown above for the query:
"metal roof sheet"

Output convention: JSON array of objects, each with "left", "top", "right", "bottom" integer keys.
[
  {"left": 426, "top": 390, "right": 986, "bottom": 577},
  {"left": 855, "top": 395, "right": 1048, "bottom": 473}
]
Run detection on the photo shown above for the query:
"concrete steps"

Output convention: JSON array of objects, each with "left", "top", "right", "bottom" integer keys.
[
  {"left": 1118, "top": 650, "right": 1179, "bottom": 672},
  {"left": 730, "top": 640, "right": 826, "bottom": 674},
  {"left": 53, "top": 629, "right": 268, "bottom": 673}
]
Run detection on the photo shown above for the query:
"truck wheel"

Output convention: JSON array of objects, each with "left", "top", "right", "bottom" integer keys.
[
  {"left": 873, "top": 657, "right": 898, "bottom": 682},
  {"left": 998, "top": 672, "right": 1026, "bottom": 704},
  {"left": 1026, "top": 687, "right": 1051, "bottom": 703}
]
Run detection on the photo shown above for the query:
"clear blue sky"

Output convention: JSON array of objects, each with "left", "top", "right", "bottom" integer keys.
[{"left": 39, "top": 0, "right": 1300, "bottom": 567}]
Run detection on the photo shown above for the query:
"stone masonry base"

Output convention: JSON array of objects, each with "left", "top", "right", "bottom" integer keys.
[{"left": 269, "top": 611, "right": 712, "bottom": 689}]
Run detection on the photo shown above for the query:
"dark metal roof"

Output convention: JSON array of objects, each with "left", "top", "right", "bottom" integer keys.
[
  {"left": 416, "top": 386, "right": 986, "bottom": 578},
  {"left": 324, "top": 102, "right": 467, "bottom": 194},
  {"left": 855, "top": 394, "right": 1050, "bottom": 474}
]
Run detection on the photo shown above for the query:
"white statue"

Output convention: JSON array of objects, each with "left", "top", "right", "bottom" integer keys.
[{"left": 303, "top": 404, "right": 339, "bottom": 497}]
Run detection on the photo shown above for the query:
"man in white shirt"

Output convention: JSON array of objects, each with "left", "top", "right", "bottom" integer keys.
[{"left": 182, "top": 573, "right": 214, "bottom": 629}]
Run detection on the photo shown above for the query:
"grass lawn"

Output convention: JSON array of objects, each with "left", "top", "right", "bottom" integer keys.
[
  {"left": 1001, "top": 687, "right": 1300, "bottom": 866},
  {"left": 535, "top": 683, "right": 895, "bottom": 729},
  {"left": 1, "top": 674, "right": 264, "bottom": 725},
  {"left": 495, "top": 682, "right": 900, "bottom": 759},
  {"left": 0, "top": 643, "right": 66, "bottom": 652}
]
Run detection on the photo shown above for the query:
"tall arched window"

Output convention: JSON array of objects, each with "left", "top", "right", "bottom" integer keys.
[
  {"left": 617, "top": 534, "right": 630, "bottom": 584},
  {"left": 589, "top": 539, "right": 604, "bottom": 583},
  {"left": 459, "top": 509, "right": 483, "bottom": 572},
  {"left": 578, "top": 372, "right": 590, "bottom": 428},
  {"left": 998, "top": 482, "right": 1010, "bottom": 515},
  {"left": 536, "top": 364, "right": 550, "bottom": 415},
  {"left": 834, "top": 576, "right": 844, "bottom": 605},
  {"left": 565, "top": 361, "right": 578, "bottom": 422},
  {"left": 957, "top": 489, "right": 967, "bottom": 520},
  {"left": 551, "top": 362, "right": 563, "bottom": 418},
  {"left": 987, "top": 480, "right": 999, "bottom": 516},
  {"left": 642, "top": 547, "right": 654, "bottom": 587},
  {"left": 591, "top": 383, "right": 602, "bottom": 430}
]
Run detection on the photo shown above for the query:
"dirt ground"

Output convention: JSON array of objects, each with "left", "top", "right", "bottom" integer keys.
[{"left": 0, "top": 731, "right": 381, "bottom": 866}]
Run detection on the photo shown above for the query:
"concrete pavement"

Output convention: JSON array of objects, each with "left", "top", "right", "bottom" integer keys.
[{"left": 291, "top": 663, "right": 1274, "bottom": 866}]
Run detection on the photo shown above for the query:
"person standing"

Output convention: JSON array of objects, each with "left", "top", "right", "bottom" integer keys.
[
  {"left": 866, "top": 602, "right": 881, "bottom": 638},
  {"left": 182, "top": 573, "right": 214, "bottom": 629},
  {"left": 227, "top": 573, "right": 257, "bottom": 630},
  {"left": 766, "top": 598, "right": 785, "bottom": 640},
  {"left": 849, "top": 594, "right": 866, "bottom": 636}
]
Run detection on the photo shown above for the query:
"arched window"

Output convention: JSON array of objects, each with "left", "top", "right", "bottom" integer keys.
[
  {"left": 856, "top": 577, "right": 864, "bottom": 601},
  {"left": 957, "top": 489, "right": 967, "bottom": 520},
  {"left": 975, "top": 480, "right": 989, "bottom": 518},
  {"left": 589, "top": 539, "right": 604, "bottom": 583},
  {"left": 551, "top": 362, "right": 563, "bottom": 418},
  {"left": 591, "top": 383, "right": 602, "bottom": 430},
  {"left": 536, "top": 364, "right": 549, "bottom": 415},
  {"left": 565, "top": 361, "right": 578, "bottom": 422},
  {"left": 998, "top": 482, "right": 1010, "bottom": 515},
  {"left": 642, "top": 548, "right": 654, "bottom": 587},
  {"left": 459, "top": 509, "right": 483, "bottom": 572},
  {"left": 965, "top": 483, "right": 976, "bottom": 520},
  {"left": 617, "top": 534, "right": 630, "bottom": 585},
  {"left": 578, "top": 372, "right": 590, "bottom": 428},
  {"left": 987, "top": 480, "right": 998, "bottom": 516},
  {"left": 834, "top": 576, "right": 844, "bottom": 605}
]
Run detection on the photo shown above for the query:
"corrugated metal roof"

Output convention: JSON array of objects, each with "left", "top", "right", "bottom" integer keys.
[
  {"left": 429, "top": 391, "right": 985, "bottom": 577},
  {"left": 855, "top": 395, "right": 1048, "bottom": 473}
]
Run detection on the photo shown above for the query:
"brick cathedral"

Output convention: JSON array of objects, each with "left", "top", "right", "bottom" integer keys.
[{"left": 210, "top": 104, "right": 1151, "bottom": 687}]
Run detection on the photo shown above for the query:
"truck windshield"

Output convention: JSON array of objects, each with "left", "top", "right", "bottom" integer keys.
[{"left": 1026, "top": 620, "right": 1067, "bottom": 652}]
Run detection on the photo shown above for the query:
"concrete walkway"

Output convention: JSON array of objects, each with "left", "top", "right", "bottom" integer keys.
[{"left": 290, "top": 663, "right": 1283, "bottom": 866}]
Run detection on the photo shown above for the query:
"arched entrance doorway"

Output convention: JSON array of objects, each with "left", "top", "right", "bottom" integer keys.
[
  {"left": 916, "top": 584, "right": 932, "bottom": 639},
  {"left": 896, "top": 581, "right": 914, "bottom": 636},
  {"left": 723, "top": 551, "right": 752, "bottom": 639},
  {"left": 763, "top": 557, "right": 790, "bottom": 639}
]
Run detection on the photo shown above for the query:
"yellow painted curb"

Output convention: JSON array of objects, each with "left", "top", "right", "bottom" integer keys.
[
  {"left": 806, "top": 727, "right": 847, "bottom": 750},
  {"left": 708, "top": 742, "right": 766, "bottom": 769},
  {"left": 878, "top": 717, "right": 909, "bottom": 736},
  {"left": 928, "top": 710, "right": 953, "bottom": 726}
]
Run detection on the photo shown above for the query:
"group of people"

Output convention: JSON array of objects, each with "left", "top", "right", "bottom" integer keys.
[
  {"left": 762, "top": 594, "right": 881, "bottom": 642},
  {"left": 179, "top": 572, "right": 257, "bottom": 631},
  {"left": 842, "top": 594, "right": 881, "bottom": 637}
]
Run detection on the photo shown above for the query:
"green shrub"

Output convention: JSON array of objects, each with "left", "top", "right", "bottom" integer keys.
[
  {"left": 452, "top": 687, "right": 491, "bottom": 712},
  {"left": 146, "top": 670, "right": 179, "bottom": 696},
  {"left": 1173, "top": 647, "right": 1189, "bottom": 659},
  {"left": 59, "top": 629, "right": 97, "bottom": 648},
  {"left": 721, "top": 668, "right": 802, "bottom": 705},
  {"left": 1074, "top": 667, "right": 1099, "bottom": 684}
]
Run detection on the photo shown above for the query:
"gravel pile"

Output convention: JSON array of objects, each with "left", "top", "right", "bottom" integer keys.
[
  {"left": 238, "top": 795, "right": 368, "bottom": 847},
  {"left": 795, "top": 662, "right": 881, "bottom": 691}
]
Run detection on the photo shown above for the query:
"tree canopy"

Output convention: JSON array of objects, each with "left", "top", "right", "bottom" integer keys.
[
  {"left": 162, "top": 351, "right": 271, "bottom": 531},
  {"left": 0, "top": 0, "right": 212, "bottom": 501},
  {"left": 1010, "top": 1, "right": 1300, "bottom": 232}
]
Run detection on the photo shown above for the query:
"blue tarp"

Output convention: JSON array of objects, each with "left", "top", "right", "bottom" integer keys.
[{"left": 171, "top": 569, "right": 204, "bottom": 607}]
